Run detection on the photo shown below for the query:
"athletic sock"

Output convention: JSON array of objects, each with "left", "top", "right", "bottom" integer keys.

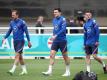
[
  {"left": 87, "top": 64, "right": 90, "bottom": 72},
  {"left": 48, "top": 65, "right": 52, "bottom": 73},
  {"left": 10, "top": 64, "right": 17, "bottom": 73},
  {"left": 66, "top": 65, "right": 70, "bottom": 73},
  {"left": 102, "top": 61, "right": 106, "bottom": 67},
  {"left": 21, "top": 65, "right": 27, "bottom": 72}
]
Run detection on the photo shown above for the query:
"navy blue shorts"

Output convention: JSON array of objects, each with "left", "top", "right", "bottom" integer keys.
[
  {"left": 85, "top": 45, "right": 98, "bottom": 55},
  {"left": 14, "top": 40, "right": 25, "bottom": 54},
  {"left": 51, "top": 41, "right": 67, "bottom": 53}
]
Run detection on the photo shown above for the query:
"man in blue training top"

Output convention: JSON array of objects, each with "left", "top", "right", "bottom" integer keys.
[
  {"left": 2, "top": 10, "right": 32, "bottom": 75},
  {"left": 42, "top": 8, "right": 70, "bottom": 76},
  {"left": 83, "top": 11, "right": 107, "bottom": 73}
]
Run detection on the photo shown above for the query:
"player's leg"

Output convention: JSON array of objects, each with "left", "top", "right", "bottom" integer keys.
[
  {"left": 19, "top": 54, "right": 27, "bottom": 75},
  {"left": 60, "top": 41, "right": 70, "bottom": 76},
  {"left": 92, "top": 45, "right": 107, "bottom": 74},
  {"left": 8, "top": 53, "right": 20, "bottom": 75},
  {"left": 42, "top": 50, "right": 57, "bottom": 75},
  {"left": 85, "top": 46, "right": 91, "bottom": 72},
  {"left": 18, "top": 40, "right": 27, "bottom": 75},
  {"left": 86, "top": 55, "right": 91, "bottom": 72},
  {"left": 42, "top": 42, "right": 58, "bottom": 75},
  {"left": 62, "top": 52, "right": 70, "bottom": 76},
  {"left": 93, "top": 54, "right": 107, "bottom": 73},
  {"left": 7, "top": 40, "right": 20, "bottom": 75}
]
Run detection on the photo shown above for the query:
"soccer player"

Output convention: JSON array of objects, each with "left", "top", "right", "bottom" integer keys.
[
  {"left": 42, "top": 8, "right": 70, "bottom": 76},
  {"left": 83, "top": 11, "right": 107, "bottom": 73},
  {"left": 2, "top": 10, "right": 32, "bottom": 75}
]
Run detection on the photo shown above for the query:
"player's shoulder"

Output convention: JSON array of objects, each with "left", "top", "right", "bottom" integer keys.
[
  {"left": 91, "top": 19, "right": 99, "bottom": 27},
  {"left": 90, "top": 18, "right": 97, "bottom": 24},
  {"left": 19, "top": 18, "right": 25, "bottom": 22},
  {"left": 60, "top": 16, "right": 66, "bottom": 22},
  {"left": 61, "top": 16, "right": 66, "bottom": 20},
  {"left": 19, "top": 18, "right": 26, "bottom": 24}
]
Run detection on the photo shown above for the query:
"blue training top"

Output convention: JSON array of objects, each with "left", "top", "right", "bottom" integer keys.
[
  {"left": 84, "top": 18, "right": 100, "bottom": 46},
  {"left": 4, "top": 18, "right": 30, "bottom": 41},
  {"left": 52, "top": 16, "right": 67, "bottom": 42}
]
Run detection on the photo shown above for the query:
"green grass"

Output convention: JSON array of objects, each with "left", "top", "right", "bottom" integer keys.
[{"left": 0, "top": 59, "right": 107, "bottom": 80}]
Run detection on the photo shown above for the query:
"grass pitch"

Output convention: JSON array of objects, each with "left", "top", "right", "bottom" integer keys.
[{"left": 0, "top": 59, "right": 107, "bottom": 80}]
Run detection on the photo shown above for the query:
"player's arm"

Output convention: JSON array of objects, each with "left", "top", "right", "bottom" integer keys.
[
  {"left": 2, "top": 25, "right": 12, "bottom": 43},
  {"left": 84, "top": 27, "right": 87, "bottom": 46},
  {"left": 23, "top": 21, "right": 32, "bottom": 48},
  {"left": 4, "top": 25, "right": 12, "bottom": 39},
  {"left": 94, "top": 23, "right": 100, "bottom": 46}
]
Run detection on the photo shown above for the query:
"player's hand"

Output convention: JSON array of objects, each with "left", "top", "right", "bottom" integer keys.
[
  {"left": 2, "top": 38, "right": 6, "bottom": 44},
  {"left": 28, "top": 41, "right": 32, "bottom": 48},
  {"left": 50, "top": 35, "right": 57, "bottom": 41},
  {"left": 95, "top": 42, "right": 99, "bottom": 46}
]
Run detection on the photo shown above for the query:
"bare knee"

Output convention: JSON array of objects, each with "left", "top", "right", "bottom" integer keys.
[
  {"left": 62, "top": 52, "right": 70, "bottom": 65},
  {"left": 62, "top": 52, "right": 68, "bottom": 59},
  {"left": 15, "top": 53, "right": 20, "bottom": 59},
  {"left": 92, "top": 54, "right": 97, "bottom": 59},
  {"left": 19, "top": 54, "right": 23, "bottom": 60},
  {"left": 86, "top": 55, "right": 90, "bottom": 59},
  {"left": 86, "top": 55, "right": 91, "bottom": 62},
  {"left": 50, "top": 50, "right": 56, "bottom": 59}
]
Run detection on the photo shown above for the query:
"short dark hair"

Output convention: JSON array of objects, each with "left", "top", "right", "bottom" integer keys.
[
  {"left": 84, "top": 10, "right": 92, "bottom": 14},
  {"left": 11, "top": 9, "right": 20, "bottom": 15},
  {"left": 53, "top": 8, "right": 62, "bottom": 12}
]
